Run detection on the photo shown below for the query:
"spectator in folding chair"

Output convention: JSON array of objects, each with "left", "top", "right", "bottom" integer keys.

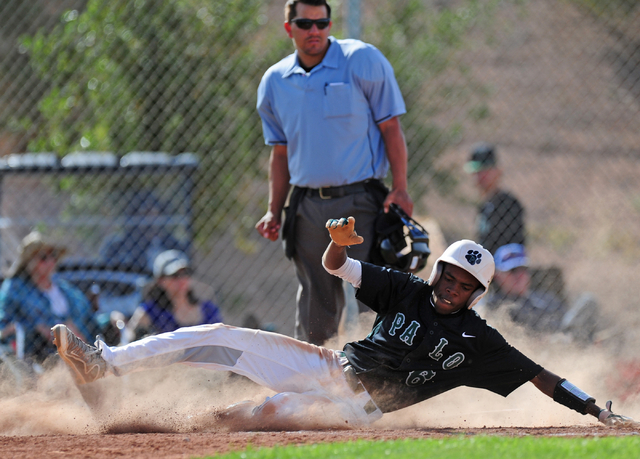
[
  {"left": 481, "top": 243, "right": 566, "bottom": 333},
  {"left": 481, "top": 243, "right": 600, "bottom": 343},
  {"left": 0, "top": 231, "right": 96, "bottom": 364}
]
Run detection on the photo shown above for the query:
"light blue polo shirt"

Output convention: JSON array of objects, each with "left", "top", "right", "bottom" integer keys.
[{"left": 257, "top": 36, "right": 406, "bottom": 188}]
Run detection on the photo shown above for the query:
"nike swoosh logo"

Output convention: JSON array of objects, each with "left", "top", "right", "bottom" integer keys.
[{"left": 462, "top": 332, "right": 476, "bottom": 338}]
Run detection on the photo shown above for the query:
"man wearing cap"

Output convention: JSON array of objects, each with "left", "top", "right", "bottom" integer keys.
[
  {"left": 0, "top": 231, "right": 95, "bottom": 361},
  {"left": 483, "top": 243, "right": 568, "bottom": 334},
  {"left": 465, "top": 143, "right": 525, "bottom": 254},
  {"left": 483, "top": 243, "right": 600, "bottom": 342}
]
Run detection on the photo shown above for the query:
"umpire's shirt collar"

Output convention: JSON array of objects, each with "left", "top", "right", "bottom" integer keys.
[{"left": 283, "top": 36, "right": 339, "bottom": 78}]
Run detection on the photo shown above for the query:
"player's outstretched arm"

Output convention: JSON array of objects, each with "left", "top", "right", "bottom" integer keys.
[
  {"left": 323, "top": 217, "right": 363, "bottom": 270},
  {"left": 531, "top": 369, "right": 638, "bottom": 426}
]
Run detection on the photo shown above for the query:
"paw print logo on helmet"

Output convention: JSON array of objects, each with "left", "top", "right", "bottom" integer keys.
[
  {"left": 465, "top": 250, "right": 482, "bottom": 266},
  {"left": 427, "top": 240, "right": 495, "bottom": 309}
]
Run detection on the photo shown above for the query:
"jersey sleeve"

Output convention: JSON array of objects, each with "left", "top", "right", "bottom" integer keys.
[
  {"left": 356, "top": 262, "right": 429, "bottom": 314},
  {"left": 469, "top": 325, "right": 543, "bottom": 397}
]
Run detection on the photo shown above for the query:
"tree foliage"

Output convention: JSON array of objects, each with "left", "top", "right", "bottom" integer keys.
[
  {"left": 363, "top": 0, "right": 506, "bottom": 199},
  {"left": 20, "top": 0, "right": 279, "bottom": 234},
  {"left": 21, "top": 0, "right": 265, "bottom": 155}
]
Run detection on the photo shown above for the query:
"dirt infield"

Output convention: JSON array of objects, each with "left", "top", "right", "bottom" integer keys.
[
  {"left": 0, "top": 359, "right": 638, "bottom": 459},
  {"left": 1, "top": 425, "right": 639, "bottom": 459},
  {"left": 1, "top": 312, "right": 639, "bottom": 459}
]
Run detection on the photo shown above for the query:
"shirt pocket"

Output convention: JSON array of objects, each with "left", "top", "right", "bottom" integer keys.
[{"left": 323, "top": 82, "right": 353, "bottom": 118}]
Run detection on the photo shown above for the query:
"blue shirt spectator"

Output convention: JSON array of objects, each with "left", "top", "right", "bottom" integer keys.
[{"left": 0, "top": 232, "right": 95, "bottom": 361}]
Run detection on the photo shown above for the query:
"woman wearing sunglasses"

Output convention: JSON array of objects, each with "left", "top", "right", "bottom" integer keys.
[
  {"left": 124, "top": 250, "right": 223, "bottom": 342},
  {"left": 0, "top": 231, "right": 96, "bottom": 363}
]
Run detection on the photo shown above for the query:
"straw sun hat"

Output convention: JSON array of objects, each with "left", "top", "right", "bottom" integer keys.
[{"left": 7, "top": 231, "right": 67, "bottom": 277}]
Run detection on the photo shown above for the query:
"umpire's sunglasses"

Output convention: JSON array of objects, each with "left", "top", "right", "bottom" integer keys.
[{"left": 290, "top": 18, "right": 331, "bottom": 30}]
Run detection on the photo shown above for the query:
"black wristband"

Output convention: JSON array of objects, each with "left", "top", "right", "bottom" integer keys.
[{"left": 553, "top": 379, "right": 595, "bottom": 415}]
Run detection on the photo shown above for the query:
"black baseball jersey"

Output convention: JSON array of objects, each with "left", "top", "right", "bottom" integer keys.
[
  {"left": 477, "top": 190, "right": 525, "bottom": 254},
  {"left": 344, "top": 262, "right": 543, "bottom": 413}
]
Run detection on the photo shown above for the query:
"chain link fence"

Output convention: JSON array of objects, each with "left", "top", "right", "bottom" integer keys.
[{"left": 0, "top": 0, "right": 639, "bottom": 374}]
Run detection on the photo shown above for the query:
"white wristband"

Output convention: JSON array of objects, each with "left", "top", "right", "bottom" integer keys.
[{"left": 323, "top": 257, "right": 362, "bottom": 288}]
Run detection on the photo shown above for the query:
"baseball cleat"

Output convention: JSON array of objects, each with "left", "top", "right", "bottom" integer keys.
[{"left": 52, "top": 324, "right": 106, "bottom": 384}]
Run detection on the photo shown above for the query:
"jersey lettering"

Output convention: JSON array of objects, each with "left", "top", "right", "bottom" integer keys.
[
  {"left": 428, "top": 338, "right": 448, "bottom": 361},
  {"left": 399, "top": 321, "right": 421, "bottom": 346},
  {"left": 388, "top": 313, "right": 405, "bottom": 336},
  {"left": 443, "top": 352, "right": 465, "bottom": 370},
  {"left": 406, "top": 370, "right": 436, "bottom": 386}
]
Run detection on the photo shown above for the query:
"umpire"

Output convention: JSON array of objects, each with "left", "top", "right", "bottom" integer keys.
[{"left": 254, "top": 0, "right": 413, "bottom": 345}]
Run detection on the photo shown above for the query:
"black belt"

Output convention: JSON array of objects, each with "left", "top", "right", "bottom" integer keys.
[
  {"left": 342, "top": 363, "right": 379, "bottom": 415},
  {"left": 304, "top": 180, "right": 372, "bottom": 199},
  {"left": 342, "top": 363, "right": 366, "bottom": 395}
]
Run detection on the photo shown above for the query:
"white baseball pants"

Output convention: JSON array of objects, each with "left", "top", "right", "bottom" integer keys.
[{"left": 97, "top": 323, "right": 382, "bottom": 426}]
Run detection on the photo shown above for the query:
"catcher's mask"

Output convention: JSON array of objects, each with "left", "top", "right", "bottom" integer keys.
[
  {"left": 428, "top": 240, "right": 494, "bottom": 309},
  {"left": 370, "top": 203, "right": 431, "bottom": 273}
]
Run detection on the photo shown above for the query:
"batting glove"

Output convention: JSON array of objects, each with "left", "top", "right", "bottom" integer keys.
[
  {"left": 598, "top": 400, "right": 639, "bottom": 427},
  {"left": 326, "top": 216, "right": 364, "bottom": 247}
]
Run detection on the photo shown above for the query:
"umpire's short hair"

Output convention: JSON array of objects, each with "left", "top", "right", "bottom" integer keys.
[{"left": 285, "top": 0, "right": 332, "bottom": 23}]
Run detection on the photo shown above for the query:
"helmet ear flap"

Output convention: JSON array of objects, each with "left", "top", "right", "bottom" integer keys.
[
  {"left": 428, "top": 261, "right": 443, "bottom": 287},
  {"left": 466, "top": 288, "right": 485, "bottom": 309}
]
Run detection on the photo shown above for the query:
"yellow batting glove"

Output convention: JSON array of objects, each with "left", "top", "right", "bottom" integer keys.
[{"left": 325, "top": 216, "right": 364, "bottom": 247}]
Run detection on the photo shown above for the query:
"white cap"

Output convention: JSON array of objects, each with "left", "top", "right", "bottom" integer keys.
[
  {"left": 428, "top": 240, "right": 495, "bottom": 309},
  {"left": 153, "top": 250, "right": 190, "bottom": 278},
  {"left": 494, "top": 243, "right": 529, "bottom": 272}
]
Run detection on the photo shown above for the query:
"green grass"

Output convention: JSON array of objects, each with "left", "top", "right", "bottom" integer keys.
[{"left": 208, "top": 436, "right": 640, "bottom": 459}]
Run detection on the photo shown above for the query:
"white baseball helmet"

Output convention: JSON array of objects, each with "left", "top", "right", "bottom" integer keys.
[{"left": 427, "top": 240, "right": 495, "bottom": 309}]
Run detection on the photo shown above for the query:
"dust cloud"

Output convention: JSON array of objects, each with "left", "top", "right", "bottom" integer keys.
[
  {"left": 0, "top": 309, "right": 637, "bottom": 436},
  {"left": 0, "top": 360, "right": 275, "bottom": 436}
]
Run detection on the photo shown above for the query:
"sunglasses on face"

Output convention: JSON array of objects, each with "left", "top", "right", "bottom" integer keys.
[
  {"left": 290, "top": 18, "right": 330, "bottom": 30},
  {"left": 37, "top": 251, "right": 57, "bottom": 262},
  {"left": 168, "top": 268, "right": 192, "bottom": 279}
]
